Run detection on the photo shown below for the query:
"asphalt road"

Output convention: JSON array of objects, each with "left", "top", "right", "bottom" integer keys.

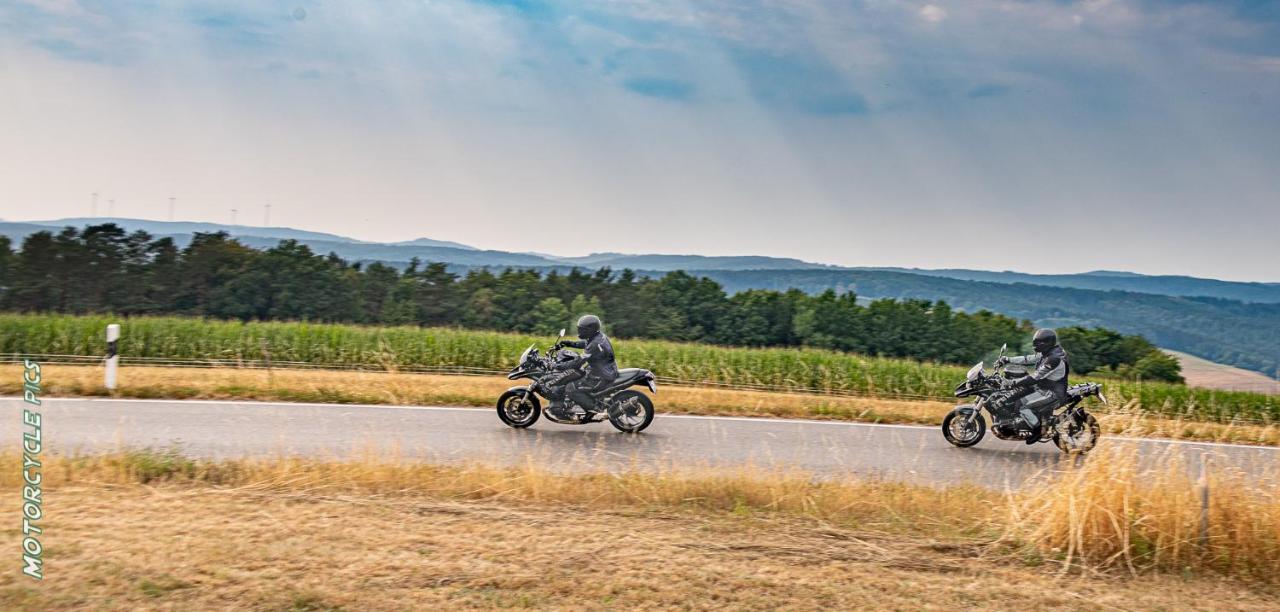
[{"left": 6, "top": 398, "right": 1277, "bottom": 488}]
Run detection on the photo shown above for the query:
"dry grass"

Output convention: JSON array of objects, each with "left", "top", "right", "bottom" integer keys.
[
  {"left": 6, "top": 363, "right": 1280, "bottom": 446},
  {"left": 8, "top": 486, "right": 1277, "bottom": 610},
  {"left": 1008, "top": 447, "right": 1280, "bottom": 581},
  {"left": 0, "top": 446, "right": 1276, "bottom": 608}
]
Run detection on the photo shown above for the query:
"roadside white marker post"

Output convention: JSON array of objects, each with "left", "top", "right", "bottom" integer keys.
[
  {"left": 105, "top": 324, "right": 120, "bottom": 390},
  {"left": 1198, "top": 453, "right": 1211, "bottom": 549}
]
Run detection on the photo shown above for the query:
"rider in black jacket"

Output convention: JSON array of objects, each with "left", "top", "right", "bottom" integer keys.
[
  {"left": 996, "top": 328, "right": 1070, "bottom": 444},
  {"left": 546, "top": 314, "right": 618, "bottom": 414}
]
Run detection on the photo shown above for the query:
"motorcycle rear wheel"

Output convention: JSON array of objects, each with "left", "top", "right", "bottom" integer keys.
[
  {"left": 1053, "top": 413, "right": 1100, "bottom": 454},
  {"left": 942, "top": 406, "right": 986, "bottom": 447},
  {"left": 606, "top": 390, "right": 654, "bottom": 433},
  {"left": 497, "top": 389, "right": 541, "bottom": 428}
]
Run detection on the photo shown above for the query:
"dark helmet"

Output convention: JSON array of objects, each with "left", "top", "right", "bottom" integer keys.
[
  {"left": 1032, "top": 328, "right": 1058, "bottom": 353},
  {"left": 576, "top": 314, "right": 602, "bottom": 340}
]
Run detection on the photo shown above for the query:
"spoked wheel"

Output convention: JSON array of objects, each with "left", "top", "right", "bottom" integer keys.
[
  {"left": 606, "top": 390, "right": 655, "bottom": 433},
  {"left": 942, "top": 406, "right": 986, "bottom": 447},
  {"left": 496, "top": 389, "right": 541, "bottom": 428},
  {"left": 1054, "top": 413, "right": 1101, "bottom": 454}
]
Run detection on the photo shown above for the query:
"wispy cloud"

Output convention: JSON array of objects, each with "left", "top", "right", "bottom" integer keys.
[{"left": 623, "top": 77, "right": 695, "bottom": 100}]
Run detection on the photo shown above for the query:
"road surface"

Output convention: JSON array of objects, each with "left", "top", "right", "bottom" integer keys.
[{"left": 5, "top": 398, "right": 1277, "bottom": 488}]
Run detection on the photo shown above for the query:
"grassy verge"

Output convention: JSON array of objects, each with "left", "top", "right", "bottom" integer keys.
[
  {"left": 1, "top": 447, "right": 1276, "bottom": 609},
  {"left": 6, "top": 363, "right": 1280, "bottom": 446},
  {"left": 3, "top": 313, "right": 1277, "bottom": 422}
]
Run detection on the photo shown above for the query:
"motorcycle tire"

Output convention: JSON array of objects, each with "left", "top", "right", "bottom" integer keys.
[
  {"left": 942, "top": 406, "right": 986, "bottom": 448},
  {"left": 1053, "top": 413, "right": 1100, "bottom": 454},
  {"left": 497, "top": 389, "right": 541, "bottom": 429},
  {"left": 606, "top": 390, "right": 655, "bottom": 433}
]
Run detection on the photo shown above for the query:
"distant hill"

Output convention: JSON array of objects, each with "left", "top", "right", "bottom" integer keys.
[
  {"left": 875, "top": 267, "right": 1280, "bottom": 304},
  {"left": 390, "top": 237, "right": 477, "bottom": 250},
  {"left": 548, "top": 253, "right": 835, "bottom": 271},
  {"left": 27, "top": 218, "right": 366, "bottom": 245},
  {"left": 230, "top": 237, "right": 549, "bottom": 267}
]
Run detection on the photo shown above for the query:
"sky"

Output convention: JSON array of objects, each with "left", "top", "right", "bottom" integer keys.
[{"left": 0, "top": 1, "right": 1278, "bottom": 281}]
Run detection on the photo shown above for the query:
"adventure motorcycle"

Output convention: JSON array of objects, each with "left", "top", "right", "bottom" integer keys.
[
  {"left": 943, "top": 344, "right": 1106, "bottom": 453},
  {"left": 497, "top": 329, "right": 658, "bottom": 433}
]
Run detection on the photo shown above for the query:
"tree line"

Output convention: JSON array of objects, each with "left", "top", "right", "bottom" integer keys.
[{"left": 0, "top": 224, "right": 1181, "bottom": 380}]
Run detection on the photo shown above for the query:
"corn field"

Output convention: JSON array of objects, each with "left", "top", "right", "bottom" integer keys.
[{"left": 0, "top": 313, "right": 1275, "bottom": 423}]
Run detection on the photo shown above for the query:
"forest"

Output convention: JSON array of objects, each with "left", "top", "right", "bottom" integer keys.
[{"left": 0, "top": 224, "right": 1180, "bottom": 380}]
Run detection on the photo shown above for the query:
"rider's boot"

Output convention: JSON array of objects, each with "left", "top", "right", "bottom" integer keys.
[
  {"left": 1026, "top": 422, "right": 1044, "bottom": 444},
  {"left": 1020, "top": 408, "right": 1042, "bottom": 445}
]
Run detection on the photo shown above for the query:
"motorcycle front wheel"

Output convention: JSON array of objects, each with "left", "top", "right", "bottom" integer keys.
[
  {"left": 942, "top": 406, "right": 986, "bottom": 447},
  {"left": 606, "top": 390, "right": 654, "bottom": 433},
  {"left": 496, "top": 389, "right": 541, "bottom": 428},
  {"left": 1054, "top": 413, "right": 1100, "bottom": 454}
]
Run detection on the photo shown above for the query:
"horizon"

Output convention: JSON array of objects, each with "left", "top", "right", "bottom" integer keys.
[
  {"left": 5, "top": 213, "right": 1278, "bottom": 284},
  {"left": 1, "top": 1, "right": 1277, "bottom": 281}
]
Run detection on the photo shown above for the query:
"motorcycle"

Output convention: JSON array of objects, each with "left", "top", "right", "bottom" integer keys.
[
  {"left": 942, "top": 344, "right": 1106, "bottom": 453},
  {"left": 497, "top": 328, "right": 658, "bottom": 433}
]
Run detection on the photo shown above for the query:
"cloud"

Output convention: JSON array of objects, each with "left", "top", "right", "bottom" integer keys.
[
  {"left": 622, "top": 77, "right": 695, "bottom": 100},
  {"left": 30, "top": 37, "right": 114, "bottom": 64},
  {"left": 919, "top": 4, "right": 947, "bottom": 24}
]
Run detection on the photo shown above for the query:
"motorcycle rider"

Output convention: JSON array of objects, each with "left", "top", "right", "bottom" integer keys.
[
  {"left": 995, "top": 328, "right": 1070, "bottom": 445},
  {"left": 545, "top": 314, "right": 619, "bottom": 416}
]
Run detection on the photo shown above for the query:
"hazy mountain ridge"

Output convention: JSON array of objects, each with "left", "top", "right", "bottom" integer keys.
[
  {"left": 547, "top": 252, "right": 837, "bottom": 271},
  {"left": 876, "top": 267, "right": 1280, "bottom": 304}
]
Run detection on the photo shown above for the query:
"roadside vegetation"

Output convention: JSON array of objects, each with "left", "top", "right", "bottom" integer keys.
[
  {"left": 0, "top": 446, "right": 1275, "bottom": 609},
  {"left": 2, "top": 314, "right": 1274, "bottom": 422}
]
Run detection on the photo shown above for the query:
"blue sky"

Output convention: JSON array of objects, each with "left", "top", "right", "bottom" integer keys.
[{"left": 1, "top": 0, "right": 1277, "bottom": 280}]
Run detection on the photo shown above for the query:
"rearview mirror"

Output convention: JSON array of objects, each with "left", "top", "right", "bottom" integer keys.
[
  {"left": 558, "top": 328, "right": 565, "bottom": 339},
  {"left": 999, "top": 343, "right": 1007, "bottom": 356}
]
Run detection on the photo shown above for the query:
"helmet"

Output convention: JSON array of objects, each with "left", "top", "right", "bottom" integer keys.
[
  {"left": 576, "top": 314, "right": 602, "bottom": 340},
  {"left": 1032, "top": 328, "right": 1058, "bottom": 353}
]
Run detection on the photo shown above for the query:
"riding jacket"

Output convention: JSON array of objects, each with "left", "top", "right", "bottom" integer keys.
[
  {"left": 1007, "top": 344, "right": 1070, "bottom": 398},
  {"left": 556, "top": 331, "right": 619, "bottom": 384}
]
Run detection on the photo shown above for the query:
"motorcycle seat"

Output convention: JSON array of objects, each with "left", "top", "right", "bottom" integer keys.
[{"left": 611, "top": 368, "right": 646, "bottom": 387}]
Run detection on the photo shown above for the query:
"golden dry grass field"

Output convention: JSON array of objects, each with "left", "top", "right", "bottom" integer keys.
[
  {"left": 1, "top": 448, "right": 1277, "bottom": 610},
  {"left": 4, "top": 364, "right": 1279, "bottom": 446},
  {"left": 1169, "top": 350, "right": 1280, "bottom": 395}
]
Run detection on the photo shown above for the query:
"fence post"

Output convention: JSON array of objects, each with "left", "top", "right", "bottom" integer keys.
[
  {"left": 261, "top": 338, "right": 273, "bottom": 386},
  {"left": 105, "top": 324, "right": 120, "bottom": 390}
]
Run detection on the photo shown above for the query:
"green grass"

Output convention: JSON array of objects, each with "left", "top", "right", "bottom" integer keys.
[{"left": 1, "top": 313, "right": 1276, "bottom": 422}]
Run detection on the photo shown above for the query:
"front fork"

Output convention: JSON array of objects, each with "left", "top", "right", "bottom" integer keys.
[
  {"left": 523, "top": 382, "right": 538, "bottom": 406},
  {"left": 969, "top": 397, "right": 988, "bottom": 423}
]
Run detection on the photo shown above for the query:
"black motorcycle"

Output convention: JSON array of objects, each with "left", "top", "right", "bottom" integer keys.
[
  {"left": 943, "top": 344, "right": 1106, "bottom": 453},
  {"left": 497, "top": 329, "right": 658, "bottom": 433}
]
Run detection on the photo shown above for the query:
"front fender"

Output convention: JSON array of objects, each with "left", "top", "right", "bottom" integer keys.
[{"left": 506, "top": 384, "right": 538, "bottom": 397}]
